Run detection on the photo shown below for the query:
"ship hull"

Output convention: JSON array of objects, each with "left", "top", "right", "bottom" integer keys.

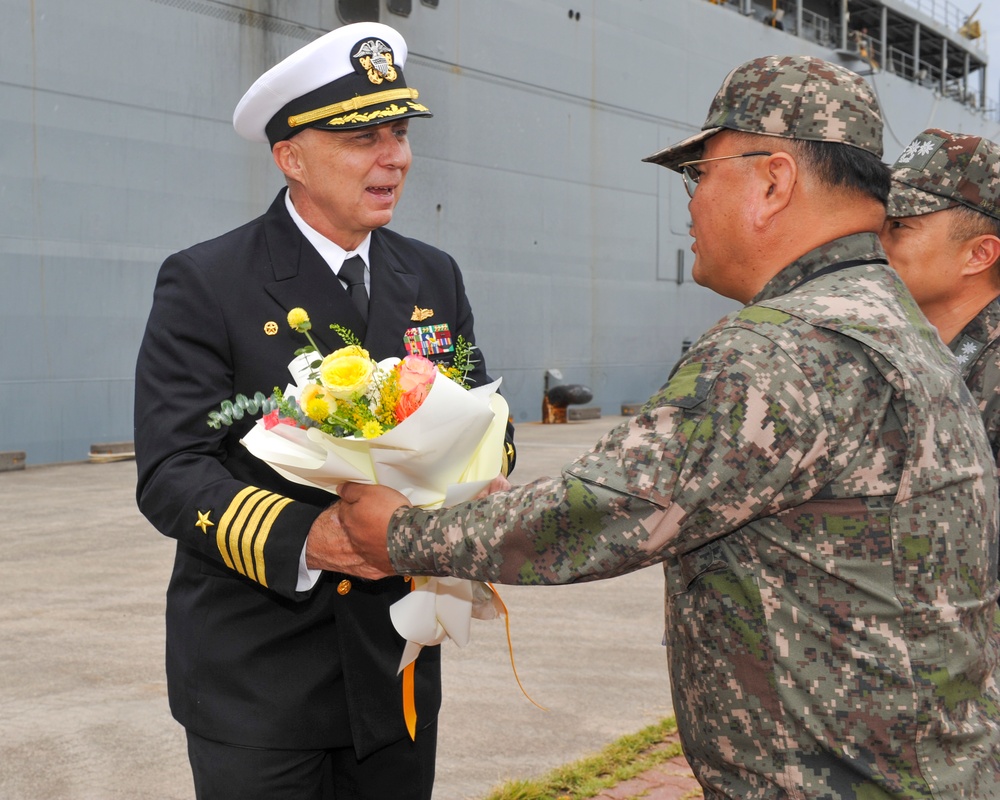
[{"left": 4, "top": 0, "right": 999, "bottom": 463}]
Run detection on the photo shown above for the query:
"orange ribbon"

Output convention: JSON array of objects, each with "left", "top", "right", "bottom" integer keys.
[
  {"left": 402, "top": 660, "right": 417, "bottom": 740},
  {"left": 488, "top": 582, "right": 547, "bottom": 711},
  {"left": 402, "top": 579, "right": 418, "bottom": 740},
  {"left": 401, "top": 580, "right": 546, "bottom": 742}
]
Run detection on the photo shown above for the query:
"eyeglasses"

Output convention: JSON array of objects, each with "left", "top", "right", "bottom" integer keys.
[{"left": 677, "top": 151, "right": 773, "bottom": 198}]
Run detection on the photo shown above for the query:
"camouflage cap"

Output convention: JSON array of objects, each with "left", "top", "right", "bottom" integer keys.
[
  {"left": 886, "top": 129, "right": 1000, "bottom": 221},
  {"left": 643, "top": 55, "right": 883, "bottom": 171}
]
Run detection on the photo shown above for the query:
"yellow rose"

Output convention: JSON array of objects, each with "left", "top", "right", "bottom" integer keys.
[
  {"left": 319, "top": 346, "right": 375, "bottom": 399},
  {"left": 328, "top": 344, "right": 370, "bottom": 360},
  {"left": 286, "top": 307, "right": 311, "bottom": 332},
  {"left": 299, "top": 383, "right": 333, "bottom": 423}
]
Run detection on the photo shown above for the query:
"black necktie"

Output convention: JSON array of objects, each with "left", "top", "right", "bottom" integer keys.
[{"left": 339, "top": 256, "right": 369, "bottom": 323}]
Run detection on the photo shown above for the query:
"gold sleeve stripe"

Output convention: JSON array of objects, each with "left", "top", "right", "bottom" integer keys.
[
  {"left": 239, "top": 492, "right": 285, "bottom": 583},
  {"left": 215, "top": 486, "right": 294, "bottom": 587},
  {"left": 222, "top": 488, "right": 271, "bottom": 576},
  {"left": 254, "top": 497, "right": 293, "bottom": 589},
  {"left": 288, "top": 87, "right": 420, "bottom": 128},
  {"left": 216, "top": 486, "right": 260, "bottom": 571}
]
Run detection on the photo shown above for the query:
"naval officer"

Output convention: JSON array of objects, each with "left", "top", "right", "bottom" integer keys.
[{"left": 134, "top": 21, "right": 512, "bottom": 799}]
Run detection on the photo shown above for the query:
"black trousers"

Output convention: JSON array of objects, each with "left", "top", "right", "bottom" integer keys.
[{"left": 186, "top": 724, "right": 437, "bottom": 800}]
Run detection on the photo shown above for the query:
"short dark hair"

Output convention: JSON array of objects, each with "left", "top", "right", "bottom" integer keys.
[
  {"left": 791, "top": 139, "right": 890, "bottom": 204},
  {"left": 727, "top": 131, "right": 890, "bottom": 204},
  {"left": 948, "top": 205, "right": 1000, "bottom": 242},
  {"left": 948, "top": 207, "right": 1000, "bottom": 287}
]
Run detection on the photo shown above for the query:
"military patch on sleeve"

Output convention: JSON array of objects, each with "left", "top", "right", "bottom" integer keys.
[
  {"left": 648, "top": 361, "right": 720, "bottom": 411},
  {"left": 404, "top": 324, "right": 454, "bottom": 357},
  {"left": 735, "top": 306, "right": 793, "bottom": 326}
]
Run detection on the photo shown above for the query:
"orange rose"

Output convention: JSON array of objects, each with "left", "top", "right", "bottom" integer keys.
[{"left": 394, "top": 383, "right": 431, "bottom": 423}]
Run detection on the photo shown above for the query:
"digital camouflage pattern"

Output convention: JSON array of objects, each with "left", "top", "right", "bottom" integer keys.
[
  {"left": 885, "top": 128, "right": 1000, "bottom": 590},
  {"left": 388, "top": 233, "right": 1000, "bottom": 798},
  {"left": 887, "top": 129, "right": 1000, "bottom": 221},
  {"left": 644, "top": 55, "right": 884, "bottom": 171},
  {"left": 953, "top": 298, "right": 1000, "bottom": 585}
]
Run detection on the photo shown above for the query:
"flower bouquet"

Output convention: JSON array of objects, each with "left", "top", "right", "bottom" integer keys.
[{"left": 209, "top": 310, "right": 511, "bottom": 711}]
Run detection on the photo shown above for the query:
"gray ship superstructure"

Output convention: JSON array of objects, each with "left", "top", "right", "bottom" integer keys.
[{"left": 4, "top": 0, "right": 999, "bottom": 464}]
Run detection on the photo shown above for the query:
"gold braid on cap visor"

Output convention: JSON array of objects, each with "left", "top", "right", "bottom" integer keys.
[{"left": 288, "top": 87, "right": 422, "bottom": 129}]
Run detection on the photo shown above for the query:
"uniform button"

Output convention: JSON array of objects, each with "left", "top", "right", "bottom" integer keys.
[{"left": 337, "top": 579, "right": 352, "bottom": 595}]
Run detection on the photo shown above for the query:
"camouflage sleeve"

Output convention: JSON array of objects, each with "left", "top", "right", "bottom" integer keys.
[
  {"left": 390, "top": 475, "right": 667, "bottom": 584},
  {"left": 968, "top": 341, "right": 1000, "bottom": 589},
  {"left": 970, "top": 342, "right": 1000, "bottom": 463},
  {"left": 388, "top": 326, "right": 835, "bottom": 584}
]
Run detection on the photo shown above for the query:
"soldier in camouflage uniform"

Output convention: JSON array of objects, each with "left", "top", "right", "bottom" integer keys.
[
  {"left": 879, "top": 129, "right": 1000, "bottom": 599},
  {"left": 316, "top": 56, "right": 1000, "bottom": 798}
]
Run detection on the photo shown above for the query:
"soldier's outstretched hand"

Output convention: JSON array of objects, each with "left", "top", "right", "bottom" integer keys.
[
  {"left": 304, "top": 484, "right": 408, "bottom": 579},
  {"left": 335, "top": 483, "right": 412, "bottom": 577}
]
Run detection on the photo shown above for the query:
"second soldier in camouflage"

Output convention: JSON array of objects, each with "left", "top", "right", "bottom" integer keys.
[{"left": 881, "top": 129, "right": 1000, "bottom": 601}]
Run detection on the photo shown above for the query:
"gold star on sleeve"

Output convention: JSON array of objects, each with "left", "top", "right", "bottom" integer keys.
[{"left": 195, "top": 510, "right": 214, "bottom": 534}]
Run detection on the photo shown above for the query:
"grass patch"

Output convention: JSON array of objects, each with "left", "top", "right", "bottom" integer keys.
[{"left": 480, "top": 716, "right": 686, "bottom": 800}]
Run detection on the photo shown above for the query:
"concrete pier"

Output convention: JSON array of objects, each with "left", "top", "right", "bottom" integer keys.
[{"left": 0, "top": 417, "right": 671, "bottom": 799}]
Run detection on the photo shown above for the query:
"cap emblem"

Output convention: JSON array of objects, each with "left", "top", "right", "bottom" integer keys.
[
  {"left": 895, "top": 134, "right": 943, "bottom": 170},
  {"left": 352, "top": 39, "right": 398, "bottom": 85}
]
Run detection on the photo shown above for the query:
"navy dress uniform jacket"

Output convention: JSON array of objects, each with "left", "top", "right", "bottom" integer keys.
[{"left": 134, "top": 189, "right": 508, "bottom": 758}]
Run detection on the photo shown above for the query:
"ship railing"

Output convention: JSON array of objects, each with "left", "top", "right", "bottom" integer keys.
[
  {"left": 884, "top": 46, "right": 925, "bottom": 81},
  {"left": 707, "top": 0, "right": 835, "bottom": 46},
  {"left": 800, "top": 7, "right": 833, "bottom": 47},
  {"left": 702, "top": 0, "right": 991, "bottom": 115},
  {"left": 885, "top": 46, "right": 989, "bottom": 113},
  {"left": 904, "top": 0, "right": 985, "bottom": 51},
  {"left": 708, "top": 0, "right": 986, "bottom": 57}
]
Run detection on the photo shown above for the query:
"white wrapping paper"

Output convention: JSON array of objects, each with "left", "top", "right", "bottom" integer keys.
[{"left": 241, "top": 354, "right": 509, "bottom": 671}]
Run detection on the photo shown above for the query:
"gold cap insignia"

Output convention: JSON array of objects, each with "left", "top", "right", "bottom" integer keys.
[
  {"left": 195, "top": 510, "right": 214, "bottom": 534},
  {"left": 411, "top": 306, "right": 434, "bottom": 322},
  {"left": 352, "top": 39, "right": 398, "bottom": 86},
  {"left": 264, "top": 321, "right": 279, "bottom": 336}
]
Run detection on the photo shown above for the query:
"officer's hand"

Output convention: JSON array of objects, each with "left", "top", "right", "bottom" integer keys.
[
  {"left": 304, "top": 486, "right": 405, "bottom": 579},
  {"left": 475, "top": 473, "right": 511, "bottom": 499},
  {"left": 334, "top": 483, "right": 411, "bottom": 577}
]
